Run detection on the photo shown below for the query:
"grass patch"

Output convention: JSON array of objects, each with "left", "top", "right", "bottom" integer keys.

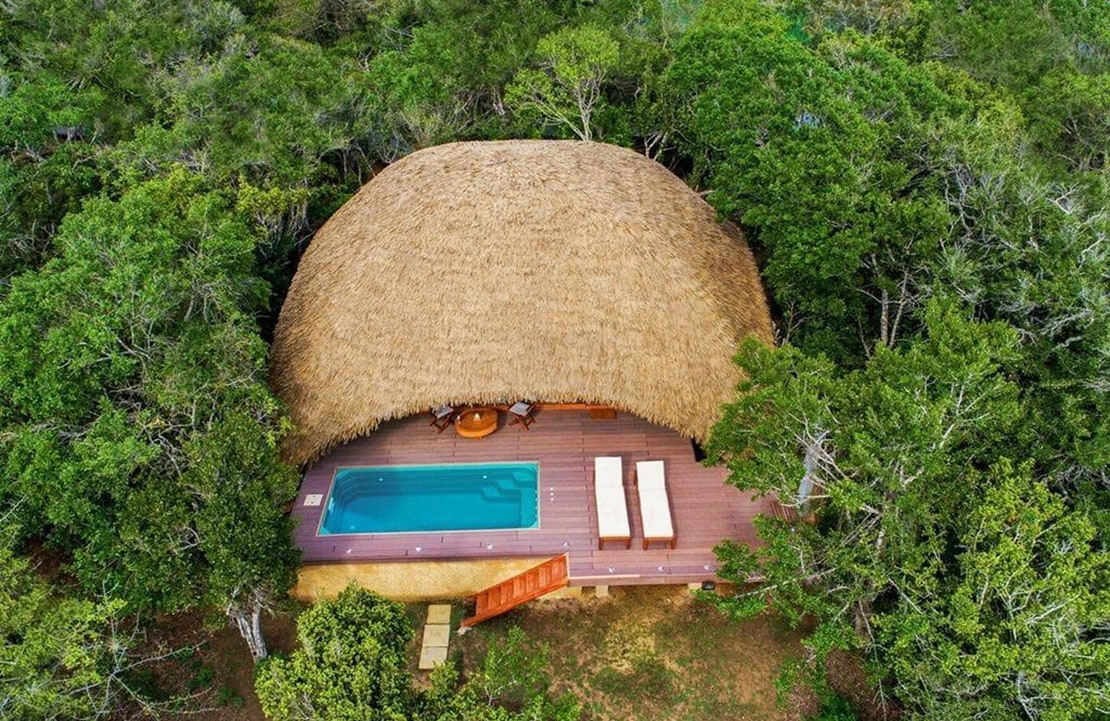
[
  {"left": 593, "top": 652, "right": 676, "bottom": 702},
  {"left": 456, "top": 586, "right": 810, "bottom": 721}
]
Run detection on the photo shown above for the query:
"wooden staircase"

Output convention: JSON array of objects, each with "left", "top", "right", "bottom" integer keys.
[
  {"left": 769, "top": 493, "right": 801, "bottom": 523},
  {"left": 461, "top": 554, "right": 569, "bottom": 628}
]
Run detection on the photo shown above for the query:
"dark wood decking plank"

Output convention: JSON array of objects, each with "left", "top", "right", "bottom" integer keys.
[{"left": 292, "top": 411, "right": 767, "bottom": 584}]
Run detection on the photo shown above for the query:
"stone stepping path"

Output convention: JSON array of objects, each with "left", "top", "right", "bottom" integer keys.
[{"left": 418, "top": 604, "right": 452, "bottom": 669}]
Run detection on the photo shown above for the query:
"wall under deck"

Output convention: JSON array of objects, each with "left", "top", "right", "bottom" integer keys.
[{"left": 294, "top": 558, "right": 550, "bottom": 602}]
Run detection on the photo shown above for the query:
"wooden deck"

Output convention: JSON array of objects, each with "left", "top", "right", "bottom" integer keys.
[{"left": 293, "top": 410, "right": 773, "bottom": 586}]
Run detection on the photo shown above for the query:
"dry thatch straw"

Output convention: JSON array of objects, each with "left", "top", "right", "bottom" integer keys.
[{"left": 270, "top": 141, "right": 774, "bottom": 467}]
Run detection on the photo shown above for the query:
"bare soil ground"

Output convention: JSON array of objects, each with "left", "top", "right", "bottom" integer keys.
[
  {"left": 118, "top": 610, "right": 297, "bottom": 720},
  {"left": 827, "top": 650, "right": 900, "bottom": 721}
]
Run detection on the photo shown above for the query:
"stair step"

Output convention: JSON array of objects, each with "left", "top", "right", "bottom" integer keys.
[{"left": 462, "top": 554, "right": 570, "bottom": 627}]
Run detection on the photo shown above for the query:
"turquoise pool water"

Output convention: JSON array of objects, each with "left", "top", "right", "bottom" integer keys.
[{"left": 319, "top": 462, "right": 540, "bottom": 535}]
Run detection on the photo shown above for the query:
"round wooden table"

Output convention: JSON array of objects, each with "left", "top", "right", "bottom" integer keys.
[{"left": 454, "top": 407, "right": 499, "bottom": 439}]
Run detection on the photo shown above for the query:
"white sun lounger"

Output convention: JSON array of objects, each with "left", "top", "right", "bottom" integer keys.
[
  {"left": 594, "top": 456, "right": 631, "bottom": 549},
  {"left": 636, "top": 460, "right": 675, "bottom": 550}
]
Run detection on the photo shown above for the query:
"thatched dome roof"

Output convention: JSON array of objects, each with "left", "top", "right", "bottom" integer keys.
[{"left": 270, "top": 141, "right": 773, "bottom": 466}]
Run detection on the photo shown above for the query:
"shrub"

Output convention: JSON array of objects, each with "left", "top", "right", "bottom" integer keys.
[{"left": 254, "top": 584, "right": 414, "bottom": 721}]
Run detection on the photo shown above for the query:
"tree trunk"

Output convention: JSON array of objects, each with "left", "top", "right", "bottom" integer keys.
[{"left": 227, "top": 599, "right": 268, "bottom": 661}]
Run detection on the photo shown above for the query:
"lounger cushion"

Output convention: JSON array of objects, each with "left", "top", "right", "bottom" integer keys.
[
  {"left": 636, "top": 460, "right": 673, "bottom": 540},
  {"left": 594, "top": 457, "right": 630, "bottom": 539}
]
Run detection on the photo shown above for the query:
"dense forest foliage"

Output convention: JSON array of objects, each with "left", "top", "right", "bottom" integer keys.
[{"left": 1, "top": 0, "right": 1107, "bottom": 719}]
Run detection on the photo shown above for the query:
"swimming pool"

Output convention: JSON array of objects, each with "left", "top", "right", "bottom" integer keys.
[{"left": 319, "top": 461, "right": 540, "bottom": 535}]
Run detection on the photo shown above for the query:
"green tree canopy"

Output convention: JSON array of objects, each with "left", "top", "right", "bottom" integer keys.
[
  {"left": 880, "top": 460, "right": 1110, "bottom": 719},
  {"left": 256, "top": 585, "right": 579, "bottom": 721},
  {"left": 707, "top": 302, "right": 1108, "bottom": 718},
  {"left": 0, "top": 527, "right": 127, "bottom": 721},
  {"left": 113, "top": 33, "right": 370, "bottom": 189},
  {"left": 664, "top": 0, "right": 959, "bottom": 360},
  {"left": 256, "top": 586, "right": 416, "bottom": 721},
  {"left": 0, "top": 169, "right": 299, "bottom": 656},
  {"left": 506, "top": 24, "right": 621, "bottom": 141}
]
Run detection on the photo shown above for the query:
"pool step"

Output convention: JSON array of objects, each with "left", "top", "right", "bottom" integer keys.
[
  {"left": 479, "top": 486, "right": 518, "bottom": 502},
  {"left": 461, "top": 554, "right": 569, "bottom": 628}
]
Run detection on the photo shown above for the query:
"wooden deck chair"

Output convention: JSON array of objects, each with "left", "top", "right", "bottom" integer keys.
[
  {"left": 636, "top": 460, "right": 675, "bottom": 549},
  {"left": 507, "top": 401, "right": 535, "bottom": 429},
  {"left": 429, "top": 405, "right": 458, "bottom": 433},
  {"left": 594, "top": 456, "right": 631, "bottom": 549}
]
